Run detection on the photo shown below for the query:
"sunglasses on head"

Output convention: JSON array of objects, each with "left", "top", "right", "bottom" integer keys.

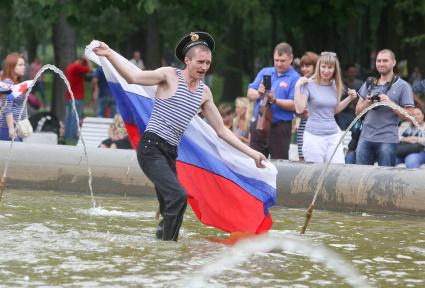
[{"left": 321, "top": 51, "right": 337, "bottom": 57}]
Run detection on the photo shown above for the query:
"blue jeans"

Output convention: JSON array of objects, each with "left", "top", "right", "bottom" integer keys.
[
  {"left": 345, "top": 150, "right": 356, "bottom": 164},
  {"left": 64, "top": 100, "right": 83, "bottom": 141},
  {"left": 396, "top": 151, "right": 425, "bottom": 168},
  {"left": 33, "top": 81, "right": 46, "bottom": 104},
  {"left": 0, "top": 127, "right": 22, "bottom": 142},
  {"left": 96, "top": 95, "right": 116, "bottom": 118},
  {"left": 356, "top": 139, "right": 397, "bottom": 166}
]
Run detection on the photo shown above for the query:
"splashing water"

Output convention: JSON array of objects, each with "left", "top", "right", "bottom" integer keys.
[
  {"left": 77, "top": 206, "right": 156, "bottom": 218},
  {"left": 1, "top": 64, "right": 96, "bottom": 207},
  {"left": 185, "top": 232, "right": 373, "bottom": 288},
  {"left": 301, "top": 101, "right": 423, "bottom": 234}
]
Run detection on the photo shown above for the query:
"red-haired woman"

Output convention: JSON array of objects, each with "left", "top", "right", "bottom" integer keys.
[
  {"left": 295, "top": 52, "right": 318, "bottom": 161},
  {"left": 0, "top": 53, "right": 26, "bottom": 141}
]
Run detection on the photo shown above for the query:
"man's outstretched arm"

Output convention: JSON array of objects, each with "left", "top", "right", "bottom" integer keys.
[{"left": 92, "top": 41, "right": 168, "bottom": 86}]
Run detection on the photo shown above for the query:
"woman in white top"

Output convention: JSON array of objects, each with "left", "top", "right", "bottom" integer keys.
[{"left": 294, "top": 52, "right": 357, "bottom": 163}]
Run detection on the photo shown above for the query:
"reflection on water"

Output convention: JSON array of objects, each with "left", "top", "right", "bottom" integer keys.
[{"left": 0, "top": 190, "right": 424, "bottom": 287}]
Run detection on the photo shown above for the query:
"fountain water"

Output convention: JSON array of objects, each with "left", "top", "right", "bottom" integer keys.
[
  {"left": 0, "top": 70, "right": 421, "bottom": 286},
  {"left": 0, "top": 65, "right": 96, "bottom": 207},
  {"left": 185, "top": 232, "right": 372, "bottom": 288},
  {"left": 301, "top": 101, "right": 424, "bottom": 234}
]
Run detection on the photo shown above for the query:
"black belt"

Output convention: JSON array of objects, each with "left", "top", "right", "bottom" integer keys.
[
  {"left": 271, "top": 120, "right": 292, "bottom": 127},
  {"left": 143, "top": 132, "right": 177, "bottom": 151}
]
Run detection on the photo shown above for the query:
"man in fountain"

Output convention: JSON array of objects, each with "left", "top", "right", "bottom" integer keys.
[
  {"left": 92, "top": 32, "right": 266, "bottom": 241},
  {"left": 355, "top": 49, "right": 415, "bottom": 166}
]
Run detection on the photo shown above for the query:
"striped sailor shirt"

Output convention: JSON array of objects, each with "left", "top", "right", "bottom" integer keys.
[{"left": 145, "top": 68, "right": 204, "bottom": 146}]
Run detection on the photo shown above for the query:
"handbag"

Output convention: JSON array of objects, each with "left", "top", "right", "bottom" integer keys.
[
  {"left": 16, "top": 118, "right": 33, "bottom": 138},
  {"left": 396, "top": 142, "right": 423, "bottom": 158},
  {"left": 255, "top": 91, "right": 273, "bottom": 138},
  {"left": 347, "top": 118, "right": 363, "bottom": 151}
]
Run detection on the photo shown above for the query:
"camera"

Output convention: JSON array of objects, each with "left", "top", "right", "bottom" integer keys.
[
  {"left": 263, "top": 75, "right": 272, "bottom": 91},
  {"left": 369, "top": 93, "right": 380, "bottom": 103}
]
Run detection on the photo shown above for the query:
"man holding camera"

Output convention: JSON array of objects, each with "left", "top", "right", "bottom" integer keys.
[
  {"left": 247, "top": 42, "right": 300, "bottom": 159},
  {"left": 355, "top": 49, "right": 414, "bottom": 166}
]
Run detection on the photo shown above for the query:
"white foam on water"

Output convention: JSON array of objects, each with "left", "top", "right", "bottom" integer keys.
[
  {"left": 396, "top": 254, "right": 412, "bottom": 260},
  {"left": 404, "top": 279, "right": 424, "bottom": 283},
  {"left": 329, "top": 243, "right": 358, "bottom": 251},
  {"left": 372, "top": 257, "right": 400, "bottom": 264},
  {"left": 361, "top": 259, "right": 374, "bottom": 263},
  {"left": 58, "top": 257, "right": 116, "bottom": 273},
  {"left": 22, "top": 223, "right": 55, "bottom": 233},
  {"left": 183, "top": 233, "right": 372, "bottom": 288},
  {"left": 295, "top": 272, "right": 311, "bottom": 282},
  {"left": 4, "top": 204, "right": 23, "bottom": 208},
  {"left": 407, "top": 246, "right": 425, "bottom": 256},
  {"left": 376, "top": 270, "right": 407, "bottom": 277},
  {"left": 77, "top": 206, "right": 156, "bottom": 218},
  {"left": 311, "top": 279, "right": 333, "bottom": 286}
]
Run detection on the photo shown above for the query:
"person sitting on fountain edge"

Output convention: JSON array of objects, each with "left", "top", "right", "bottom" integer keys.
[
  {"left": 92, "top": 32, "right": 266, "bottom": 241},
  {"left": 355, "top": 49, "right": 415, "bottom": 167}
]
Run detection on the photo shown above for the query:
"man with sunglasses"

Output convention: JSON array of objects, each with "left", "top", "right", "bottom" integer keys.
[{"left": 355, "top": 49, "right": 415, "bottom": 166}]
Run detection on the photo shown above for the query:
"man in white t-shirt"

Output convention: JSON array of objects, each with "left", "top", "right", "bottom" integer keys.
[{"left": 129, "top": 50, "right": 145, "bottom": 70}]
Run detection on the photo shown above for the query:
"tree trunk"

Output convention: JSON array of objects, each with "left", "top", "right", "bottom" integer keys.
[
  {"left": 145, "top": 13, "right": 161, "bottom": 69},
  {"left": 51, "top": 9, "right": 76, "bottom": 121},
  {"left": 26, "top": 31, "right": 38, "bottom": 64},
  {"left": 221, "top": 18, "right": 243, "bottom": 104},
  {"left": 125, "top": 27, "right": 146, "bottom": 60}
]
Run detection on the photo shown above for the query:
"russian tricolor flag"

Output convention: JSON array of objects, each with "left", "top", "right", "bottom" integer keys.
[
  {"left": 85, "top": 41, "right": 277, "bottom": 234},
  {"left": 0, "top": 80, "right": 34, "bottom": 100}
]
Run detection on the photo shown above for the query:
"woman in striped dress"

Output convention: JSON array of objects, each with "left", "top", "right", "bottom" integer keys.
[
  {"left": 0, "top": 53, "right": 27, "bottom": 141},
  {"left": 296, "top": 52, "right": 318, "bottom": 161}
]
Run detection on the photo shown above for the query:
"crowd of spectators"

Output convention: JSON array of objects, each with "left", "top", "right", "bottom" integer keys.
[{"left": 2, "top": 44, "right": 425, "bottom": 164}]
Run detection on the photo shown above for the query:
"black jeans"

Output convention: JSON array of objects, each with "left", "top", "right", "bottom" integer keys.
[
  {"left": 250, "top": 120, "right": 292, "bottom": 159},
  {"left": 137, "top": 132, "right": 187, "bottom": 241}
]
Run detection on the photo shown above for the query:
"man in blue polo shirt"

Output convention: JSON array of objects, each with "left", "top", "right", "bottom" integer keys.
[{"left": 247, "top": 42, "right": 300, "bottom": 159}]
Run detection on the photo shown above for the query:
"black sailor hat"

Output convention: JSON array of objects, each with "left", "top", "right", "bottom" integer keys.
[{"left": 175, "top": 31, "right": 215, "bottom": 63}]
